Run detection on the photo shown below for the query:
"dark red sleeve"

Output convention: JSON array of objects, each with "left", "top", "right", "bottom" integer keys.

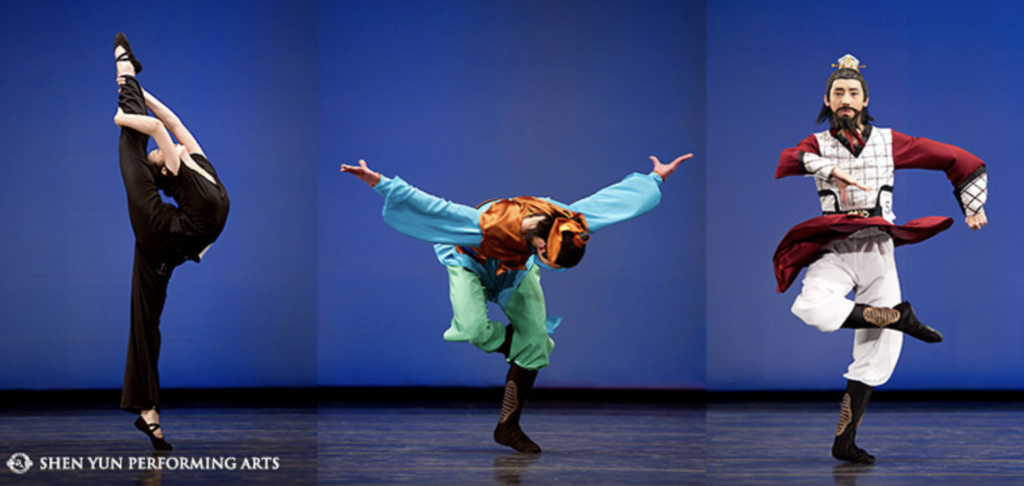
[
  {"left": 775, "top": 134, "right": 820, "bottom": 179},
  {"left": 892, "top": 130, "right": 985, "bottom": 186}
]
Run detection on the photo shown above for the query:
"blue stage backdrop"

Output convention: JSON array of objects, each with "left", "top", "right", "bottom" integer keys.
[
  {"left": 706, "top": 0, "right": 1024, "bottom": 391},
  {"left": 318, "top": 0, "right": 706, "bottom": 388},
  {"left": 11, "top": 0, "right": 1017, "bottom": 394},
  {"left": 0, "top": 1, "right": 317, "bottom": 390}
]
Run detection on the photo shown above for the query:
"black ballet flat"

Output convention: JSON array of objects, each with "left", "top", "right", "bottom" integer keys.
[
  {"left": 114, "top": 32, "right": 143, "bottom": 73},
  {"left": 134, "top": 417, "right": 173, "bottom": 451}
]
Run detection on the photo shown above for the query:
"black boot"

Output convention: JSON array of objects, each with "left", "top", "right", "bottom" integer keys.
[
  {"left": 494, "top": 324, "right": 514, "bottom": 359},
  {"left": 494, "top": 364, "right": 541, "bottom": 453},
  {"left": 832, "top": 380, "right": 874, "bottom": 464},
  {"left": 114, "top": 32, "right": 144, "bottom": 74},
  {"left": 841, "top": 302, "right": 942, "bottom": 343}
]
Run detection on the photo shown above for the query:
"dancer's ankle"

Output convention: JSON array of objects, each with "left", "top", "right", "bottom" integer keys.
[
  {"left": 140, "top": 409, "right": 159, "bottom": 422},
  {"left": 140, "top": 409, "right": 163, "bottom": 438},
  {"left": 115, "top": 46, "right": 135, "bottom": 77}
]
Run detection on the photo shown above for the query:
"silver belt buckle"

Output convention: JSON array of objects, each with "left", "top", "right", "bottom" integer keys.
[{"left": 846, "top": 210, "right": 870, "bottom": 218}]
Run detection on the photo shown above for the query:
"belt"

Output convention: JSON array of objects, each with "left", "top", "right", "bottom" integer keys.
[{"left": 823, "top": 207, "right": 882, "bottom": 218}]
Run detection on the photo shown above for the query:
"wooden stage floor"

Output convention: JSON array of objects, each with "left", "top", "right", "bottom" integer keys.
[
  {"left": 321, "top": 403, "right": 705, "bottom": 485},
  {"left": 4, "top": 399, "right": 1024, "bottom": 484},
  {"left": 707, "top": 401, "right": 1024, "bottom": 486}
]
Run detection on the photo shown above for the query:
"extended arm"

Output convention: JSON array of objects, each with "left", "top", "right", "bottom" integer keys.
[
  {"left": 341, "top": 160, "right": 483, "bottom": 246},
  {"left": 776, "top": 135, "right": 824, "bottom": 179},
  {"left": 144, "top": 89, "right": 203, "bottom": 156},
  {"left": 563, "top": 154, "right": 692, "bottom": 233},
  {"left": 893, "top": 131, "right": 988, "bottom": 230},
  {"left": 113, "top": 108, "right": 180, "bottom": 175}
]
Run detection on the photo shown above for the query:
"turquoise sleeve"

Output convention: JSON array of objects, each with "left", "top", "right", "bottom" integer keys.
[
  {"left": 565, "top": 172, "right": 664, "bottom": 233},
  {"left": 373, "top": 175, "right": 484, "bottom": 246}
]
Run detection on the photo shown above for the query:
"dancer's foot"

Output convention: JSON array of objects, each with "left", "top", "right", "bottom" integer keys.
[
  {"left": 113, "top": 32, "right": 142, "bottom": 75},
  {"left": 832, "top": 440, "right": 875, "bottom": 464},
  {"left": 115, "top": 46, "right": 135, "bottom": 78},
  {"left": 493, "top": 364, "right": 541, "bottom": 453},
  {"left": 842, "top": 302, "right": 943, "bottom": 343},
  {"left": 494, "top": 422, "right": 541, "bottom": 453},
  {"left": 134, "top": 415, "right": 173, "bottom": 451},
  {"left": 115, "top": 49, "right": 132, "bottom": 77},
  {"left": 889, "top": 302, "right": 943, "bottom": 343},
  {"left": 831, "top": 381, "right": 874, "bottom": 464},
  {"left": 140, "top": 409, "right": 163, "bottom": 438}
]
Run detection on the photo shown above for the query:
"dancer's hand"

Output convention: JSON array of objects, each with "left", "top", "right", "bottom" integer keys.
[
  {"left": 341, "top": 159, "right": 382, "bottom": 187},
  {"left": 830, "top": 167, "right": 873, "bottom": 205},
  {"left": 966, "top": 208, "right": 987, "bottom": 230},
  {"left": 651, "top": 154, "right": 693, "bottom": 180}
]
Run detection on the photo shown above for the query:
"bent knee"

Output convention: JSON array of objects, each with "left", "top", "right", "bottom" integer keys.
[
  {"left": 444, "top": 314, "right": 489, "bottom": 342},
  {"left": 791, "top": 294, "right": 850, "bottom": 333},
  {"left": 511, "top": 336, "right": 554, "bottom": 371}
]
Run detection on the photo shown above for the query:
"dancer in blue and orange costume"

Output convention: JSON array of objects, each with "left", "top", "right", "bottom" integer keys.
[{"left": 342, "top": 153, "right": 691, "bottom": 453}]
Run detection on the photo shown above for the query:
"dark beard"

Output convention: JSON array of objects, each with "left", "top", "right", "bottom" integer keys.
[{"left": 829, "top": 110, "right": 862, "bottom": 133}]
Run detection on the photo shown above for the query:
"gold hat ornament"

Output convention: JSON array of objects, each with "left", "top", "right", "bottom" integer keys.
[{"left": 832, "top": 54, "right": 865, "bottom": 72}]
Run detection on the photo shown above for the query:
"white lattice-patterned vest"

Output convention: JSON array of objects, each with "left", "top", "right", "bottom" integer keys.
[{"left": 812, "top": 128, "right": 896, "bottom": 222}]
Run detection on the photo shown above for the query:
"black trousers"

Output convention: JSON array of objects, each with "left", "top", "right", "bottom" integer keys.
[
  {"left": 117, "top": 76, "right": 228, "bottom": 413},
  {"left": 121, "top": 246, "right": 178, "bottom": 413}
]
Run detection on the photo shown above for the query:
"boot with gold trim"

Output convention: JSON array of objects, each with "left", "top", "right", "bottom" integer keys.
[
  {"left": 840, "top": 302, "right": 942, "bottom": 343},
  {"left": 831, "top": 380, "right": 874, "bottom": 464}
]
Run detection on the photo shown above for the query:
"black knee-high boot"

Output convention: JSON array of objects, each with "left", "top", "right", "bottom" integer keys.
[
  {"left": 840, "top": 302, "right": 942, "bottom": 343},
  {"left": 494, "top": 364, "right": 541, "bottom": 453},
  {"left": 832, "top": 380, "right": 874, "bottom": 464}
]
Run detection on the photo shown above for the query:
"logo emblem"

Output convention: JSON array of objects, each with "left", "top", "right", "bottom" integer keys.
[{"left": 6, "top": 453, "right": 33, "bottom": 474}]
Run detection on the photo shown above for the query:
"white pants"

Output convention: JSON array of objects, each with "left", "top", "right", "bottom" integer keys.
[{"left": 791, "top": 230, "right": 903, "bottom": 387}]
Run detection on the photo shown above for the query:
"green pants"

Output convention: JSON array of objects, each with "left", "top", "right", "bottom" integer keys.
[{"left": 443, "top": 265, "right": 554, "bottom": 371}]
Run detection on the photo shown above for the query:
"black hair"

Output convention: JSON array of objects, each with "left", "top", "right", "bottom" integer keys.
[
  {"left": 528, "top": 214, "right": 588, "bottom": 268},
  {"left": 149, "top": 163, "right": 174, "bottom": 196},
  {"left": 532, "top": 216, "right": 554, "bottom": 243},
  {"left": 816, "top": 68, "right": 875, "bottom": 126},
  {"left": 553, "top": 230, "right": 588, "bottom": 269}
]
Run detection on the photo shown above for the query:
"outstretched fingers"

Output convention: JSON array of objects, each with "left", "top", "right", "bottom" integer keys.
[
  {"left": 671, "top": 154, "right": 694, "bottom": 164},
  {"left": 651, "top": 153, "right": 694, "bottom": 180},
  {"left": 340, "top": 159, "right": 382, "bottom": 187}
]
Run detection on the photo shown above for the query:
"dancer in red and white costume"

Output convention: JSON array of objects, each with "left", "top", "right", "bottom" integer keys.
[{"left": 773, "top": 54, "right": 988, "bottom": 464}]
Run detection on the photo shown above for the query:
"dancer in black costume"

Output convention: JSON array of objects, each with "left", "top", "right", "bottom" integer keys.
[{"left": 113, "top": 32, "right": 230, "bottom": 450}]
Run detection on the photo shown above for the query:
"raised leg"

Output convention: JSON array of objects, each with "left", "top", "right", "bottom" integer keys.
[
  {"left": 117, "top": 74, "right": 188, "bottom": 258},
  {"left": 840, "top": 302, "right": 942, "bottom": 343},
  {"left": 443, "top": 266, "right": 507, "bottom": 352}
]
